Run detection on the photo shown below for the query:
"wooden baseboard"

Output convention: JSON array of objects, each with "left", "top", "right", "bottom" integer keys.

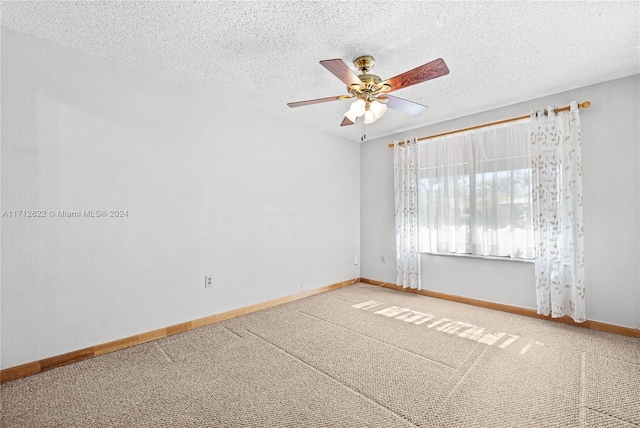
[
  {"left": 0, "top": 278, "right": 359, "bottom": 383},
  {"left": 359, "top": 277, "right": 640, "bottom": 339}
]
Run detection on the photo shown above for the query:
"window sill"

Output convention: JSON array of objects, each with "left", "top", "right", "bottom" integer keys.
[{"left": 422, "top": 252, "right": 534, "bottom": 263}]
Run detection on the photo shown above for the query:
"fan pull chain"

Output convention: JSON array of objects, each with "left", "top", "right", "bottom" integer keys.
[{"left": 361, "top": 120, "right": 366, "bottom": 142}]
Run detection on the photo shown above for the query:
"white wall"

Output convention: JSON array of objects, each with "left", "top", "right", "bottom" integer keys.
[
  {"left": 361, "top": 74, "right": 640, "bottom": 329},
  {"left": 1, "top": 27, "right": 360, "bottom": 369}
]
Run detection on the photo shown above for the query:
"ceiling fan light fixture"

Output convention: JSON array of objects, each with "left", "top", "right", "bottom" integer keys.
[
  {"left": 344, "top": 109, "right": 359, "bottom": 122},
  {"left": 349, "top": 99, "right": 366, "bottom": 116},
  {"left": 364, "top": 109, "right": 377, "bottom": 124},
  {"left": 369, "top": 100, "right": 387, "bottom": 119}
]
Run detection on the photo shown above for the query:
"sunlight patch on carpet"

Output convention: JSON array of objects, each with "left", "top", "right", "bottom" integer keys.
[{"left": 353, "top": 300, "right": 522, "bottom": 350}]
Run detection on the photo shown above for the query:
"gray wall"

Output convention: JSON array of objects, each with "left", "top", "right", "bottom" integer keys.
[
  {"left": 1, "top": 28, "right": 361, "bottom": 368},
  {"left": 361, "top": 74, "right": 640, "bottom": 329}
]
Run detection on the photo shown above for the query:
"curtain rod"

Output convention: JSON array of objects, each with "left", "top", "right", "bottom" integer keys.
[{"left": 387, "top": 101, "right": 591, "bottom": 148}]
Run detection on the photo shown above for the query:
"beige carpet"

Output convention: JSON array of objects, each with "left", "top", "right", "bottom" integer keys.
[{"left": 2, "top": 283, "right": 639, "bottom": 427}]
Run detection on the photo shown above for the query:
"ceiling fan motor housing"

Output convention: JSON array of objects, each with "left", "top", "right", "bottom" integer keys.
[{"left": 358, "top": 73, "right": 381, "bottom": 88}]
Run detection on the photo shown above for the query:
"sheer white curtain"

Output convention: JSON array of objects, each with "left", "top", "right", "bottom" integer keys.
[
  {"left": 419, "top": 132, "right": 472, "bottom": 254},
  {"left": 530, "top": 101, "right": 585, "bottom": 322},
  {"left": 394, "top": 137, "right": 421, "bottom": 289},
  {"left": 418, "top": 121, "right": 534, "bottom": 259}
]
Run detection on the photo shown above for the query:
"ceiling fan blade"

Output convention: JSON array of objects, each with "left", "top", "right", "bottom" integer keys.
[
  {"left": 382, "top": 58, "right": 449, "bottom": 92},
  {"left": 320, "top": 59, "right": 363, "bottom": 87},
  {"left": 379, "top": 95, "right": 428, "bottom": 116},
  {"left": 287, "top": 96, "right": 344, "bottom": 108},
  {"left": 340, "top": 116, "right": 355, "bottom": 126}
]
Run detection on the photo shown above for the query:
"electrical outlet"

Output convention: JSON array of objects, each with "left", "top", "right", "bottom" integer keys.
[
  {"left": 354, "top": 256, "right": 359, "bottom": 265},
  {"left": 380, "top": 255, "right": 386, "bottom": 264},
  {"left": 204, "top": 276, "right": 213, "bottom": 288}
]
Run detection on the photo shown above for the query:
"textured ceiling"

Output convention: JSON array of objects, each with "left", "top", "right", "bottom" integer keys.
[{"left": 2, "top": 1, "right": 639, "bottom": 142}]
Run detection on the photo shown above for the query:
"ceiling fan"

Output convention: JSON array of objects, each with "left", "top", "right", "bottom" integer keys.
[{"left": 287, "top": 55, "right": 449, "bottom": 129}]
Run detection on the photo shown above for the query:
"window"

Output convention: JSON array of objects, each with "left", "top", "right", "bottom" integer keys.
[{"left": 417, "top": 120, "right": 534, "bottom": 260}]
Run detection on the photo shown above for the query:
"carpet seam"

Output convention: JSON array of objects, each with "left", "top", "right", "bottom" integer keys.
[
  {"left": 583, "top": 406, "right": 640, "bottom": 427},
  {"left": 297, "top": 309, "right": 458, "bottom": 371},
  {"left": 244, "top": 328, "right": 420, "bottom": 428},
  {"left": 454, "top": 341, "right": 483, "bottom": 371},
  {"left": 582, "top": 352, "right": 640, "bottom": 427},
  {"left": 437, "top": 345, "right": 488, "bottom": 408},
  {"left": 153, "top": 342, "right": 174, "bottom": 363},
  {"left": 223, "top": 326, "right": 243, "bottom": 338},
  {"left": 325, "top": 295, "right": 361, "bottom": 304}
]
